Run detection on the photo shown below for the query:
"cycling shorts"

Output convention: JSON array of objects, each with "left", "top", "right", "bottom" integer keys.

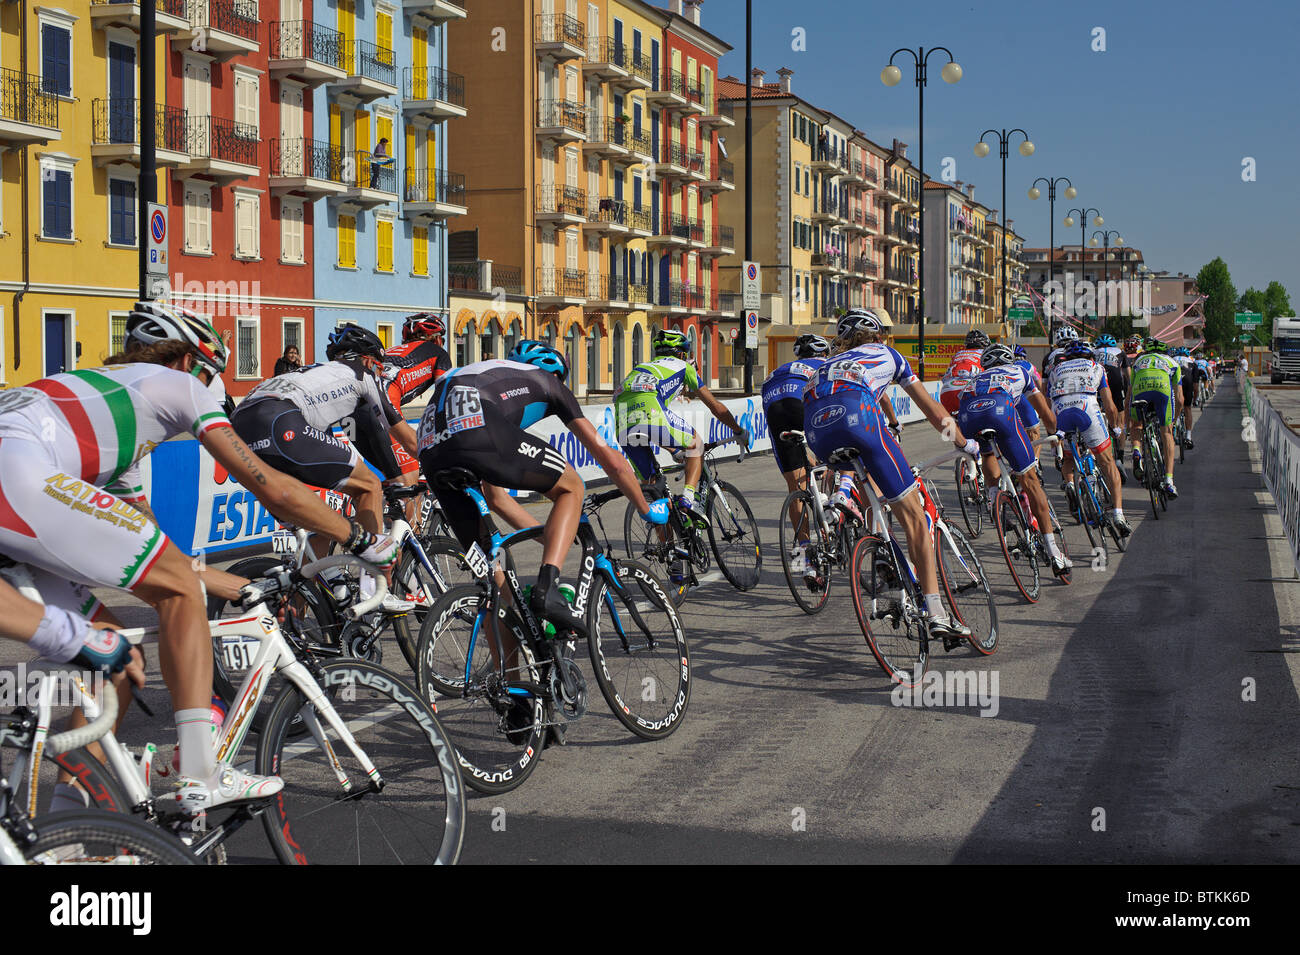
[
  {"left": 615, "top": 397, "right": 698, "bottom": 482},
  {"left": 804, "top": 391, "right": 916, "bottom": 502},
  {"left": 764, "top": 397, "right": 811, "bottom": 474},
  {"left": 958, "top": 392, "right": 1038, "bottom": 475},
  {"left": 939, "top": 386, "right": 967, "bottom": 416},
  {"left": 419, "top": 410, "right": 570, "bottom": 552},
  {"left": 1104, "top": 365, "right": 1126, "bottom": 407},
  {"left": 1180, "top": 371, "right": 1197, "bottom": 404},
  {"left": 1015, "top": 394, "right": 1040, "bottom": 430},
  {"left": 0, "top": 435, "right": 170, "bottom": 594},
  {"left": 231, "top": 398, "right": 360, "bottom": 491},
  {"left": 1053, "top": 395, "right": 1111, "bottom": 452},
  {"left": 1131, "top": 390, "right": 1173, "bottom": 427},
  {"left": 0, "top": 561, "right": 106, "bottom": 624}
]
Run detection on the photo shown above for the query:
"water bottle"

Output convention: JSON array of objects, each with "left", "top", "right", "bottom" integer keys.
[{"left": 1019, "top": 492, "right": 1039, "bottom": 532}]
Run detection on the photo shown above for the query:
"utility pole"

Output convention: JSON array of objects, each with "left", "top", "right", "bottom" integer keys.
[
  {"left": 742, "top": 0, "right": 753, "bottom": 394},
  {"left": 138, "top": 0, "right": 157, "bottom": 300}
]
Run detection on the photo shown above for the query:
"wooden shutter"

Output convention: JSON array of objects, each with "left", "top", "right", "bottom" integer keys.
[
  {"left": 378, "top": 218, "right": 393, "bottom": 272},
  {"left": 413, "top": 226, "right": 428, "bottom": 275},
  {"left": 412, "top": 27, "right": 427, "bottom": 98}
]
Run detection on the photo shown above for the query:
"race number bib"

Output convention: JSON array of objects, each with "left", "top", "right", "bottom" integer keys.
[{"left": 0, "top": 389, "right": 44, "bottom": 415}]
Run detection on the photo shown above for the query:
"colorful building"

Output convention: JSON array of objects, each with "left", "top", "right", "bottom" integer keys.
[
  {"left": 878, "top": 141, "right": 921, "bottom": 324},
  {"left": 922, "top": 180, "right": 997, "bottom": 327}
]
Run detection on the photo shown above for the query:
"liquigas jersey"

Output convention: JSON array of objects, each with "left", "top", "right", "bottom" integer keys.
[
  {"left": 615, "top": 357, "right": 700, "bottom": 410},
  {"left": 1130, "top": 352, "right": 1180, "bottom": 395}
]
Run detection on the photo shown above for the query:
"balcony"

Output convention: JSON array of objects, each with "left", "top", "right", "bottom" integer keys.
[
  {"left": 610, "top": 49, "right": 654, "bottom": 91},
  {"left": 536, "top": 184, "right": 587, "bottom": 225},
  {"left": 812, "top": 251, "right": 845, "bottom": 273},
  {"left": 812, "top": 197, "right": 838, "bottom": 224},
  {"left": 536, "top": 267, "right": 587, "bottom": 305},
  {"left": 701, "top": 225, "right": 735, "bottom": 257},
  {"left": 91, "top": 100, "right": 188, "bottom": 166},
  {"left": 91, "top": 0, "right": 190, "bottom": 34},
  {"left": 847, "top": 256, "right": 875, "bottom": 278},
  {"left": 700, "top": 159, "right": 734, "bottom": 195},
  {"left": 583, "top": 37, "right": 629, "bottom": 82},
  {"left": 535, "top": 13, "right": 585, "bottom": 61},
  {"left": 648, "top": 281, "right": 685, "bottom": 314},
  {"left": 841, "top": 158, "right": 867, "bottom": 186},
  {"left": 404, "top": 168, "right": 467, "bottom": 220},
  {"left": 269, "top": 20, "right": 347, "bottom": 86},
  {"left": 329, "top": 40, "right": 398, "bottom": 102},
  {"left": 332, "top": 149, "right": 398, "bottom": 209},
  {"left": 686, "top": 150, "right": 706, "bottom": 180},
  {"left": 0, "top": 69, "right": 59, "bottom": 146},
  {"left": 268, "top": 137, "right": 347, "bottom": 198},
  {"left": 654, "top": 140, "right": 690, "bottom": 179},
  {"left": 646, "top": 70, "right": 687, "bottom": 110},
  {"left": 536, "top": 99, "right": 588, "bottom": 143},
  {"left": 449, "top": 261, "right": 523, "bottom": 294},
  {"left": 681, "top": 284, "right": 706, "bottom": 312},
  {"left": 627, "top": 206, "right": 653, "bottom": 236},
  {"left": 684, "top": 216, "right": 706, "bottom": 247},
  {"left": 178, "top": 115, "right": 258, "bottom": 183},
  {"left": 584, "top": 117, "right": 631, "bottom": 159},
  {"left": 174, "top": 0, "right": 259, "bottom": 61},
  {"left": 715, "top": 291, "right": 739, "bottom": 316},
  {"left": 403, "top": 66, "right": 467, "bottom": 121},
  {"left": 402, "top": 0, "right": 467, "bottom": 22},
  {"left": 583, "top": 197, "right": 632, "bottom": 235},
  {"left": 811, "top": 148, "right": 846, "bottom": 176},
  {"left": 700, "top": 99, "right": 734, "bottom": 129},
  {"left": 647, "top": 213, "right": 690, "bottom": 248},
  {"left": 586, "top": 274, "right": 631, "bottom": 309},
  {"left": 682, "top": 82, "right": 706, "bottom": 115}
]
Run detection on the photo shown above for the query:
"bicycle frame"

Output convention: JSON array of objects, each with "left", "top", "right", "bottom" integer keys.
[{"left": 1065, "top": 434, "right": 1106, "bottom": 523}]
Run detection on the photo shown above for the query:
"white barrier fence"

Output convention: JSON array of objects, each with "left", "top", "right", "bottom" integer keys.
[{"left": 1241, "top": 373, "right": 1300, "bottom": 578}]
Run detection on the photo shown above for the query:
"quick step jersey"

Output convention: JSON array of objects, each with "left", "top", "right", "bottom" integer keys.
[{"left": 761, "top": 358, "right": 826, "bottom": 405}]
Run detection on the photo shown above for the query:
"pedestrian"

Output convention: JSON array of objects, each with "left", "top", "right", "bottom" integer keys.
[
  {"left": 370, "top": 137, "right": 395, "bottom": 189},
  {"left": 274, "top": 344, "right": 302, "bottom": 377},
  {"left": 818, "top": 131, "right": 828, "bottom": 162}
]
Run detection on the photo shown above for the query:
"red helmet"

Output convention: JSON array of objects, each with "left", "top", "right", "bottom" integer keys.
[{"left": 403, "top": 312, "right": 445, "bottom": 342}]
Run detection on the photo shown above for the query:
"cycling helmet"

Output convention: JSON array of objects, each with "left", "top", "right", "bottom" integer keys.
[
  {"left": 1053, "top": 325, "right": 1079, "bottom": 346},
  {"left": 1013, "top": 345, "right": 1028, "bottom": 359},
  {"left": 981, "top": 343, "right": 1015, "bottom": 368},
  {"left": 793, "top": 334, "right": 830, "bottom": 359},
  {"left": 508, "top": 339, "right": 569, "bottom": 381},
  {"left": 1124, "top": 334, "right": 1142, "bottom": 353},
  {"left": 1064, "top": 341, "right": 1095, "bottom": 361},
  {"left": 326, "top": 323, "right": 385, "bottom": 361},
  {"left": 402, "top": 312, "right": 445, "bottom": 343},
  {"left": 1096, "top": 334, "right": 1117, "bottom": 348},
  {"left": 1146, "top": 337, "right": 1169, "bottom": 354},
  {"left": 836, "top": 307, "right": 885, "bottom": 339},
  {"left": 126, "top": 301, "right": 227, "bottom": 375},
  {"left": 652, "top": 328, "right": 691, "bottom": 358},
  {"left": 964, "top": 329, "right": 991, "bottom": 349}
]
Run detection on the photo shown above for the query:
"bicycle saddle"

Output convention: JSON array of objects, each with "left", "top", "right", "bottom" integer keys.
[
  {"left": 827, "top": 447, "right": 861, "bottom": 466},
  {"left": 977, "top": 429, "right": 998, "bottom": 440},
  {"left": 428, "top": 467, "right": 481, "bottom": 492}
]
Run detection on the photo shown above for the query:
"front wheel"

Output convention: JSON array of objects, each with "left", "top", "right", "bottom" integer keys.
[
  {"left": 936, "top": 523, "right": 997, "bottom": 655},
  {"left": 994, "top": 490, "right": 1040, "bottom": 603},
  {"left": 954, "top": 456, "right": 984, "bottom": 539},
  {"left": 24, "top": 811, "right": 199, "bottom": 865},
  {"left": 707, "top": 480, "right": 762, "bottom": 591},
  {"left": 778, "top": 489, "right": 831, "bottom": 614},
  {"left": 390, "top": 536, "right": 477, "bottom": 674},
  {"left": 624, "top": 499, "right": 691, "bottom": 607},
  {"left": 850, "top": 534, "right": 927, "bottom": 688}
]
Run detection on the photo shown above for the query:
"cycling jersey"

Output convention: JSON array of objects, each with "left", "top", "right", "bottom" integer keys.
[
  {"left": 804, "top": 391, "right": 915, "bottom": 502},
  {"left": 382, "top": 339, "right": 452, "bottom": 476},
  {"left": 939, "top": 347, "right": 983, "bottom": 414},
  {"left": 1013, "top": 359, "right": 1043, "bottom": 430},
  {"left": 1047, "top": 357, "right": 1110, "bottom": 451},
  {"left": 761, "top": 358, "right": 826, "bottom": 405},
  {"left": 1094, "top": 345, "right": 1126, "bottom": 371},
  {"left": 0, "top": 364, "right": 231, "bottom": 592},
  {"left": 615, "top": 357, "right": 702, "bottom": 479},
  {"left": 762, "top": 359, "right": 825, "bottom": 475},
  {"left": 1130, "top": 352, "right": 1180, "bottom": 427},
  {"left": 1041, "top": 346, "right": 1068, "bottom": 378},
  {"left": 805, "top": 343, "right": 917, "bottom": 402}
]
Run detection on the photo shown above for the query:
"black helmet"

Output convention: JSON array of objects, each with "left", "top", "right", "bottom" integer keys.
[
  {"left": 981, "top": 343, "right": 1015, "bottom": 368},
  {"left": 836, "top": 307, "right": 885, "bottom": 340},
  {"left": 793, "top": 334, "right": 830, "bottom": 359},
  {"left": 964, "top": 329, "right": 991, "bottom": 349},
  {"left": 326, "top": 323, "right": 385, "bottom": 361}
]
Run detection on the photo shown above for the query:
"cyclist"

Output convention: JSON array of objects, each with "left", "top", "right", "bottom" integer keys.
[
  {"left": 1092, "top": 334, "right": 1128, "bottom": 479},
  {"left": 803, "top": 307, "right": 981, "bottom": 640},
  {"left": 418, "top": 340, "right": 669, "bottom": 638},
  {"left": 761, "top": 333, "right": 830, "bottom": 499},
  {"left": 0, "top": 573, "right": 133, "bottom": 675},
  {"left": 0, "top": 302, "right": 398, "bottom": 811},
  {"left": 1011, "top": 344, "right": 1044, "bottom": 443},
  {"left": 1043, "top": 324, "right": 1080, "bottom": 378},
  {"left": 231, "top": 323, "right": 418, "bottom": 610},
  {"left": 1128, "top": 337, "right": 1182, "bottom": 498},
  {"left": 381, "top": 313, "right": 454, "bottom": 519},
  {"left": 1194, "top": 350, "right": 1213, "bottom": 404},
  {"left": 1171, "top": 346, "right": 1197, "bottom": 450},
  {"left": 1047, "top": 340, "right": 1130, "bottom": 536},
  {"left": 614, "top": 328, "right": 749, "bottom": 525},
  {"left": 939, "top": 330, "right": 988, "bottom": 417},
  {"left": 958, "top": 343, "right": 1070, "bottom": 575}
]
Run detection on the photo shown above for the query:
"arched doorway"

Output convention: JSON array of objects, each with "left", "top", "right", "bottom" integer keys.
[
  {"left": 632, "top": 324, "right": 644, "bottom": 367},
  {"left": 586, "top": 326, "right": 600, "bottom": 393},
  {"left": 504, "top": 316, "right": 522, "bottom": 356},
  {"left": 543, "top": 321, "right": 556, "bottom": 347},
  {"left": 456, "top": 319, "right": 475, "bottom": 366},
  {"left": 612, "top": 323, "right": 625, "bottom": 385},
  {"left": 565, "top": 324, "right": 580, "bottom": 388},
  {"left": 479, "top": 318, "right": 498, "bottom": 362},
  {"left": 686, "top": 325, "right": 698, "bottom": 368},
  {"left": 701, "top": 325, "right": 712, "bottom": 384}
]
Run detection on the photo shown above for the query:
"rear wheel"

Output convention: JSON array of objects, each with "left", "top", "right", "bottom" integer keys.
[
  {"left": 778, "top": 489, "right": 831, "bottom": 614},
  {"left": 707, "top": 480, "right": 762, "bottom": 591},
  {"left": 624, "top": 500, "right": 692, "bottom": 606},
  {"left": 954, "top": 456, "right": 984, "bottom": 539},
  {"left": 936, "top": 523, "right": 997, "bottom": 654},
  {"left": 24, "top": 812, "right": 199, "bottom": 865},
  {"left": 850, "top": 534, "right": 927, "bottom": 688},
  {"left": 1045, "top": 496, "right": 1073, "bottom": 585},
  {"left": 391, "top": 537, "right": 476, "bottom": 674},
  {"left": 994, "top": 490, "right": 1040, "bottom": 603}
]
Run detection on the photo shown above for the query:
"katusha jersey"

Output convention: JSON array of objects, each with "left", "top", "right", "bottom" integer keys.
[
  {"left": 941, "top": 347, "right": 984, "bottom": 390},
  {"left": 0, "top": 363, "right": 230, "bottom": 503},
  {"left": 761, "top": 358, "right": 826, "bottom": 405},
  {"left": 965, "top": 363, "right": 1039, "bottom": 404},
  {"left": 805, "top": 343, "right": 917, "bottom": 402}
]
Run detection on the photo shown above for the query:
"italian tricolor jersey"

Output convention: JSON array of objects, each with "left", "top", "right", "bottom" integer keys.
[{"left": 0, "top": 364, "right": 230, "bottom": 502}]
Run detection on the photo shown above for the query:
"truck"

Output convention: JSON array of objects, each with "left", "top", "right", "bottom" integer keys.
[{"left": 1271, "top": 315, "right": 1300, "bottom": 384}]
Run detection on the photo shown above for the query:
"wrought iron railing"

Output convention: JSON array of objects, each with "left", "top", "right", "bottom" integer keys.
[
  {"left": 0, "top": 66, "right": 58, "bottom": 129},
  {"left": 404, "top": 66, "right": 465, "bottom": 106},
  {"left": 684, "top": 217, "right": 705, "bottom": 244},
  {"left": 718, "top": 291, "right": 738, "bottom": 313},
  {"left": 686, "top": 150, "right": 705, "bottom": 175},
  {"left": 349, "top": 149, "right": 396, "bottom": 192},
  {"left": 269, "top": 137, "right": 343, "bottom": 181},
  {"left": 535, "top": 13, "right": 584, "bottom": 47},
  {"left": 658, "top": 70, "right": 686, "bottom": 97},
  {"left": 189, "top": 0, "right": 258, "bottom": 42},
  {"left": 270, "top": 19, "right": 344, "bottom": 68},
  {"left": 710, "top": 225, "right": 735, "bottom": 248},
  {"left": 537, "top": 98, "right": 587, "bottom": 133},
  {"left": 628, "top": 207, "right": 652, "bottom": 232},
  {"left": 92, "top": 99, "right": 187, "bottom": 153},
  {"left": 625, "top": 49, "right": 654, "bottom": 85},
  {"left": 341, "top": 39, "right": 396, "bottom": 86},
  {"left": 537, "top": 184, "right": 586, "bottom": 218},
  {"left": 652, "top": 281, "right": 683, "bottom": 308},
  {"left": 660, "top": 140, "right": 688, "bottom": 167},
  {"left": 586, "top": 196, "right": 630, "bottom": 227},
  {"left": 186, "top": 114, "right": 258, "bottom": 166},
  {"left": 586, "top": 37, "right": 624, "bottom": 66},
  {"left": 711, "top": 160, "right": 734, "bottom": 184},
  {"left": 681, "top": 284, "right": 705, "bottom": 311},
  {"left": 663, "top": 213, "right": 691, "bottom": 241},
  {"left": 537, "top": 267, "right": 586, "bottom": 298},
  {"left": 93, "top": 0, "right": 189, "bottom": 15},
  {"left": 405, "top": 168, "right": 466, "bottom": 206},
  {"left": 589, "top": 274, "right": 630, "bottom": 302}
]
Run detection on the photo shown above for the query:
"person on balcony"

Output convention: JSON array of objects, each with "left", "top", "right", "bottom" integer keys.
[{"left": 370, "top": 137, "right": 395, "bottom": 189}]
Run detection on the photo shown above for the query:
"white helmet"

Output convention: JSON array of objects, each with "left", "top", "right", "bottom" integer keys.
[
  {"left": 126, "top": 301, "right": 228, "bottom": 374},
  {"left": 1053, "top": 325, "right": 1079, "bottom": 346}
]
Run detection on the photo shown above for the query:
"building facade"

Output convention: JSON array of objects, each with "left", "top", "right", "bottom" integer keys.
[
  {"left": 878, "top": 141, "right": 920, "bottom": 324},
  {"left": 922, "top": 180, "right": 997, "bottom": 327}
]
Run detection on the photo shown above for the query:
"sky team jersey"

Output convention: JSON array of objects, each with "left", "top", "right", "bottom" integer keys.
[
  {"left": 419, "top": 359, "right": 583, "bottom": 450},
  {"left": 761, "top": 358, "right": 826, "bottom": 405},
  {"left": 1130, "top": 352, "right": 1181, "bottom": 395},
  {"left": 941, "top": 347, "right": 984, "bottom": 390},
  {"left": 241, "top": 358, "right": 402, "bottom": 432},
  {"left": 805, "top": 343, "right": 917, "bottom": 401},
  {"left": 0, "top": 364, "right": 230, "bottom": 503},
  {"left": 965, "top": 363, "right": 1038, "bottom": 404},
  {"left": 616, "top": 357, "right": 700, "bottom": 407},
  {"left": 1047, "top": 357, "right": 1107, "bottom": 400},
  {"left": 383, "top": 339, "right": 453, "bottom": 408}
]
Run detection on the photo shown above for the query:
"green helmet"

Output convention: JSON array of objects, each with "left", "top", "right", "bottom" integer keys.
[
  {"left": 1146, "top": 337, "right": 1169, "bottom": 354},
  {"left": 653, "top": 328, "right": 690, "bottom": 358}
]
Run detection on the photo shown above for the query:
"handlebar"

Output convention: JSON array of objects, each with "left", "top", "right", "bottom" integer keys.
[
  {"left": 45, "top": 677, "right": 118, "bottom": 756},
  {"left": 584, "top": 488, "right": 625, "bottom": 513},
  {"left": 384, "top": 481, "right": 428, "bottom": 503},
  {"left": 912, "top": 447, "right": 977, "bottom": 475}
]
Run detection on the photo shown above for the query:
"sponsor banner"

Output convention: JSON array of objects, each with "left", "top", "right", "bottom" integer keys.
[
  {"left": 1245, "top": 374, "right": 1300, "bottom": 577},
  {"left": 892, "top": 337, "right": 969, "bottom": 364}
]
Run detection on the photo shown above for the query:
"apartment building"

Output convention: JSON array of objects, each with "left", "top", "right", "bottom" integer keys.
[
  {"left": 921, "top": 180, "right": 997, "bottom": 326},
  {"left": 987, "top": 215, "right": 1026, "bottom": 318},
  {"left": 877, "top": 141, "right": 921, "bottom": 324},
  {"left": 0, "top": 0, "right": 176, "bottom": 384}
]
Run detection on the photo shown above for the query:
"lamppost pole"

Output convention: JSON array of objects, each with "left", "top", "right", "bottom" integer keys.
[
  {"left": 883, "top": 47, "right": 962, "bottom": 381},
  {"left": 743, "top": 0, "right": 753, "bottom": 394},
  {"left": 1090, "top": 228, "right": 1123, "bottom": 332},
  {"left": 1029, "top": 175, "right": 1075, "bottom": 342},
  {"left": 138, "top": 0, "right": 157, "bottom": 301},
  {"left": 975, "top": 127, "right": 1032, "bottom": 324},
  {"left": 1064, "top": 206, "right": 1102, "bottom": 330}
]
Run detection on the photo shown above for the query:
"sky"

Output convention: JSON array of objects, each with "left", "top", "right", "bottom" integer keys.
[{"left": 703, "top": 0, "right": 1300, "bottom": 300}]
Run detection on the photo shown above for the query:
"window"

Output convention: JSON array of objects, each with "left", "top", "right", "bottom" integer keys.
[
  {"left": 412, "top": 226, "right": 428, "bottom": 276},
  {"left": 233, "top": 69, "right": 260, "bottom": 140},
  {"left": 235, "top": 317, "right": 260, "bottom": 379},
  {"left": 338, "top": 213, "right": 356, "bottom": 267},
  {"left": 280, "top": 198, "right": 305, "bottom": 263},
  {"left": 376, "top": 323, "right": 393, "bottom": 349},
  {"left": 376, "top": 216, "right": 394, "bottom": 272},
  {"left": 282, "top": 318, "right": 304, "bottom": 358},
  {"left": 40, "top": 21, "right": 72, "bottom": 97},
  {"left": 234, "top": 191, "right": 259, "bottom": 259},
  {"left": 183, "top": 183, "right": 212, "bottom": 253},
  {"left": 41, "top": 161, "right": 73, "bottom": 240},
  {"left": 107, "top": 177, "right": 136, "bottom": 247},
  {"left": 109, "top": 312, "right": 129, "bottom": 356}
]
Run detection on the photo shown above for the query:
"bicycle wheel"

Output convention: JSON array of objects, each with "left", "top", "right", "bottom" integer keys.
[
  {"left": 257, "top": 658, "right": 465, "bottom": 864},
  {"left": 587, "top": 560, "right": 690, "bottom": 739},
  {"left": 1143, "top": 429, "right": 1162, "bottom": 520},
  {"left": 936, "top": 523, "right": 997, "bottom": 655},
  {"left": 24, "top": 810, "right": 198, "bottom": 865},
  {"left": 1046, "top": 496, "right": 1074, "bottom": 585},
  {"left": 778, "top": 489, "right": 831, "bottom": 614},
  {"left": 849, "top": 534, "right": 928, "bottom": 688},
  {"left": 1074, "top": 476, "right": 1102, "bottom": 555},
  {"left": 706, "top": 479, "right": 762, "bottom": 591},
  {"left": 994, "top": 490, "right": 1040, "bottom": 603},
  {"left": 391, "top": 536, "right": 476, "bottom": 674},
  {"left": 624, "top": 500, "right": 692, "bottom": 606},
  {"left": 414, "top": 586, "right": 546, "bottom": 795},
  {"left": 954, "top": 456, "right": 984, "bottom": 539}
]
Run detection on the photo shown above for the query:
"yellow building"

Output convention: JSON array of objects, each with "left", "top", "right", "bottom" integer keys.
[
  {"left": 1, "top": 1, "right": 175, "bottom": 386},
  {"left": 879, "top": 147, "right": 921, "bottom": 324}
]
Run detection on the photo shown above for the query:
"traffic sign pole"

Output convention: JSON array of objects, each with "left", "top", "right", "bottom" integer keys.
[{"left": 742, "top": 261, "right": 761, "bottom": 395}]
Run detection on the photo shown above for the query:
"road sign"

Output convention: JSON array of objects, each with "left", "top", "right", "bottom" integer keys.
[
  {"left": 1235, "top": 311, "right": 1262, "bottom": 329},
  {"left": 742, "top": 261, "right": 761, "bottom": 311},
  {"left": 745, "top": 310, "right": 758, "bottom": 348},
  {"left": 1007, "top": 308, "right": 1034, "bottom": 324},
  {"left": 728, "top": 327, "right": 738, "bottom": 342},
  {"left": 146, "top": 203, "right": 168, "bottom": 278}
]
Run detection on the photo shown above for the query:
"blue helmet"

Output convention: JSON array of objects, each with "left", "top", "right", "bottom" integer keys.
[
  {"left": 1013, "top": 344, "right": 1028, "bottom": 359},
  {"left": 1096, "top": 334, "right": 1117, "bottom": 348},
  {"left": 508, "top": 339, "right": 569, "bottom": 381},
  {"left": 1064, "top": 340, "right": 1095, "bottom": 361}
]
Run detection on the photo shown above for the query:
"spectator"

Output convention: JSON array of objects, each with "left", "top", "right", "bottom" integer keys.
[
  {"left": 818, "top": 131, "right": 829, "bottom": 162},
  {"left": 370, "top": 137, "right": 395, "bottom": 189},
  {"left": 274, "top": 344, "right": 302, "bottom": 377}
]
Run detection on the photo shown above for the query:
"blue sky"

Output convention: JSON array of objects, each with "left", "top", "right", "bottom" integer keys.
[{"left": 705, "top": 0, "right": 1299, "bottom": 299}]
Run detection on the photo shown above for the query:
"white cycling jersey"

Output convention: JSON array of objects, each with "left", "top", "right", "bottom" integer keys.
[{"left": 240, "top": 359, "right": 402, "bottom": 432}]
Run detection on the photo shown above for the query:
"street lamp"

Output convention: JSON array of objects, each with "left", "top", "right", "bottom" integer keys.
[
  {"left": 1063, "top": 206, "right": 1102, "bottom": 328},
  {"left": 1029, "top": 176, "right": 1076, "bottom": 341},
  {"left": 883, "top": 46, "right": 962, "bottom": 381},
  {"left": 974, "top": 128, "right": 1033, "bottom": 325},
  {"left": 1089, "top": 229, "right": 1123, "bottom": 330}
]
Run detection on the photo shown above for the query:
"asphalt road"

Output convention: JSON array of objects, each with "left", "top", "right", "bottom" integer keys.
[{"left": 5, "top": 375, "right": 1298, "bottom": 864}]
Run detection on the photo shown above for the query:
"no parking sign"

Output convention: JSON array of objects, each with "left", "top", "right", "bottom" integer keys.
[
  {"left": 147, "top": 203, "right": 168, "bottom": 277},
  {"left": 745, "top": 310, "right": 758, "bottom": 348}
]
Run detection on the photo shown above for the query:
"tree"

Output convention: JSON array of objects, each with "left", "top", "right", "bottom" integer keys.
[
  {"left": 1238, "top": 281, "right": 1293, "bottom": 340},
  {"left": 1196, "top": 258, "right": 1237, "bottom": 350}
]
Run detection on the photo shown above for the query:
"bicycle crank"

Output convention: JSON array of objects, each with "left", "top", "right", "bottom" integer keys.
[{"left": 548, "top": 650, "right": 587, "bottom": 719}]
